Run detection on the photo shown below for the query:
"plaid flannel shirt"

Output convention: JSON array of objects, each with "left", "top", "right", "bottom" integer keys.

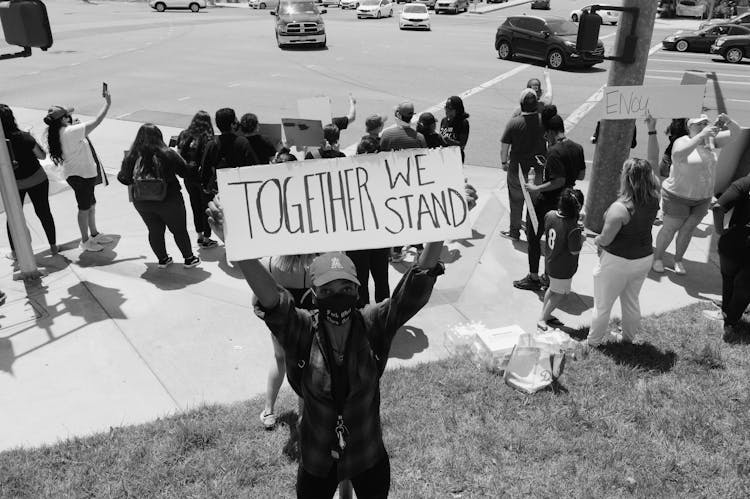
[{"left": 254, "top": 263, "right": 443, "bottom": 479}]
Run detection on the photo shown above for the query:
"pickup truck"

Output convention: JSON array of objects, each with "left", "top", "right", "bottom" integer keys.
[{"left": 272, "top": 0, "right": 327, "bottom": 48}]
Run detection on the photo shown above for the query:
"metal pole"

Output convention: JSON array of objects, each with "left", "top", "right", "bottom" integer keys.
[
  {"left": 0, "top": 122, "right": 42, "bottom": 281},
  {"left": 584, "top": 0, "right": 658, "bottom": 233}
]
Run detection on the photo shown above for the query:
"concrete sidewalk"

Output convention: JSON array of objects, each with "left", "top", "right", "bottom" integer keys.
[{"left": 0, "top": 107, "right": 722, "bottom": 452}]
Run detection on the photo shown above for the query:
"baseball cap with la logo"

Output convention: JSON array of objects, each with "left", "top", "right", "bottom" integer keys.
[{"left": 310, "top": 252, "right": 360, "bottom": 287}]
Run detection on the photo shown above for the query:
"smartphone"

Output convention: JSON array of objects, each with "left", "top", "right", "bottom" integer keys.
[{"left": 102, "top": 82, "right": 108, "bottom": 97}]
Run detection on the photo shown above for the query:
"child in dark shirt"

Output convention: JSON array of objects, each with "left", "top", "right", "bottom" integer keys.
[
  {"left": 417, "top": 112, "right": 447, "bottom": 149},
  {"left": 538, "top": 188, "right": 585, "bottom": 331}
]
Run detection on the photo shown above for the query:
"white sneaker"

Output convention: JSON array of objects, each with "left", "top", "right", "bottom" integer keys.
[
  {"left": 79, "top": 239, "right": 103, "bottom": 252},
  {"left": 702, "top": 309, "right": 724, "bottom": 322},
  {"left": 673, "top": 261, "right": 687, "bottom": 275},
  {"left": 652, "top": 259, "right": 665, "bottom": 273},
  {"left": 91, "top": 233, "right": 113, "bottom": 244}
]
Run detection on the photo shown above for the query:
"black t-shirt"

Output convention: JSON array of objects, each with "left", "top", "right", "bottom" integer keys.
[
  {"left": 540, "top": 138, "right": 585, "bottom": 205},
  {"left": 8, "top": 131, "right": 42, "bottom": 180},
  {"left": 176, "top": 131, "right": 211, "bottom": 181},
  {"left": 439, "top": 117, "right": 469, "bottom": 150},
  {"left": 202, "top": 133, "right": 259, "bottom": 189},
  {"left": 245, "top": 134, "right": 277, "bottom": 165},
  {"left": 332, "top": 116, "right": 349, "bottom": 130},
  {"left": 424, "top": 132, "right": 447, "bottom": 149},
  {"left": 718, "top": 174, "right": 750, "bottom": 230},
  {"left": 501, "top": 113, "right": 546, "bottom": 165},
  {"left": 544, "top": 211, "right": 584, "bottom": 279}
]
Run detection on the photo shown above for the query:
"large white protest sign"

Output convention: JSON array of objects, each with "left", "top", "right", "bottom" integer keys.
[
  {"left": 601, "top": 85, "right": 705, "bottom": 120},
  {"left": 298, "top": 96, "right": 332, "bottom": 125},
  {"left": 217, "top": 147, "right": 471, "bottom": 260}
]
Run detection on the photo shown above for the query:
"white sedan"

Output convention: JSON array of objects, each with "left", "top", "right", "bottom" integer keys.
[
  {"left": 570, "top": 4, "right": 620, "bottom": 25},
  {"left": 357, "top": 0, "right": 394, "bottom": 18},
  {"left": 149, "top": 0, "right": 206, "bottom": 12},
  {"left": 399, "top": 3, "right": 431, "bottom": 30},
  {"left": 340, "top": 0, "right": 360, "bottom": 9}
]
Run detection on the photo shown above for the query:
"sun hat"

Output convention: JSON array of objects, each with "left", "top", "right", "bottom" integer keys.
[{"left": 687, "top": 114, "right": 710, "bottom": 127}]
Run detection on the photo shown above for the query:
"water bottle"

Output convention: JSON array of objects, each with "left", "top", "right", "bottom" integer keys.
[{"left": 527, "top": 167, "right": 536, "bottom": 185}]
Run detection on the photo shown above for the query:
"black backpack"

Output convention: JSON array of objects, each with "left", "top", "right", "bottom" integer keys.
[
  {"left": 284, "top": 310, "right": 390, "bottom": 397},
  {"left": 180, "top": 134, "right": 206, "bottom": 180}
]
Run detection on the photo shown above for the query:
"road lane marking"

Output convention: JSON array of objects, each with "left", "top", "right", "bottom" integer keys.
[
  {"left": 228, "top": 83, "right": 241, "bottom": 88},
  {"left": 647, "top": 69, "right": 748, "bottom": 78},
  {"left": 115, "top": 112, "right": 132, "bottom": 119},
  {"left": 178, "top": 97, "right": 191, "bottom": 101},
  {"left": 648, "top": 57, "right": 731, "bottom": 65},
  {"left": 646, "top": 75, "right": 750, "bottom": 85}
]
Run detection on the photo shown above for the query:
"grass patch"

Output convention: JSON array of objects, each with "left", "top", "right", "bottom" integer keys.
[{"left": 2, "top": 304, "right": 750, "bottom": 498}]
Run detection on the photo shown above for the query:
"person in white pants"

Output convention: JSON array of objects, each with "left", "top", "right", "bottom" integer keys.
[{"left": 588, "top": 116, "right": 662, "bottom": 347}]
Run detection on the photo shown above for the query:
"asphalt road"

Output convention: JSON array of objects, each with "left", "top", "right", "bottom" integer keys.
[{"left": 2, "top": 0, "right": 749, "bottom": 168}]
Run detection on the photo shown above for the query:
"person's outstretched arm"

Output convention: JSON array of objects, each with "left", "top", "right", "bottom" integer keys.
[
  {"left": 345, "top": 93, "right": 356, "bottom": 124},
  {"left": 645, "top": 114, "right": 659, "bottom": 169},
  {"left": 715, "top": 113, "right": 741, "bottom": 149},
  {"left": 542, "top": 67, "right": 553, "bottom": 104},
  {"left": 206, "top": 198, "right": 280, "bottom": 309},
  {"left": 84, "top": 89, "right": 112, "bottom": 136}
]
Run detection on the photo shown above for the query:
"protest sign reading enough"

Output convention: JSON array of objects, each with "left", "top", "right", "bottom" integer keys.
[{"left": 217, "top": 147, "right": 471, "bottom": 260}]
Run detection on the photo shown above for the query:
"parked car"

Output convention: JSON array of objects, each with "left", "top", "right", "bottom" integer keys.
[
  {"left": 434, "top": 0, "right": 468, "bottom": 14},
  {"left": 414, "top": 0, "right": 436, "bottom": 9},
  {"left": 675, "top": 0, "right": 705, "bottom": 18},
  {"left": 570, "top": 4, "right": 620, "bottom": 24},
  {"left": 339, "top": 0, "right": 360, "bottom": 8},
  {"left": 149, "top": 0, "right": 206, "bottom": 12},
  {"left": 530, "top": 0, "right": 550, "bottom": 9},
  {"left": 711, "top": 33, "right": 750, "bottom": 62},
  {"left": 399, "top": 2, "right": 431, "bottom": 29},
  {"left": 487, "top": 0, "right": 509, "bottom": 3},
  {"left": 663, "top": 24, "right": 750, "bottom": 52},
  {"left": 357, "top": 0, "right": 393, "bottom": 17},
  {"left": 495, "top": 15, "right": 604, "bottom": 69},
  {"left": 700, "top": 11, "right": 750, "bottom": 29},
  {"left": 249, "top": 0, "right": 280, "bottom": 9},
  {"left": 272, "top": 0, "right": 327, "bottom": 48}
]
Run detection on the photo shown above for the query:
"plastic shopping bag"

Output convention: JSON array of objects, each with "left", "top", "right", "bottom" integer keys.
[{"left": 503, "top": 333, "right": 565, "bottom": 394}]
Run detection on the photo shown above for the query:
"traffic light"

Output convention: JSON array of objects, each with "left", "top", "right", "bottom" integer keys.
[
  {"left": 576, "top": 10, "right": 602, "bottom": 52},
  {"left": 0, "top": 0, "right": 53, "bottom": 51}
]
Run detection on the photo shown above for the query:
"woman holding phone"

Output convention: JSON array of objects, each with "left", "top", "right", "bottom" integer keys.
[{"left": 44, "top": 86, "right": 113, "bottom": 252}]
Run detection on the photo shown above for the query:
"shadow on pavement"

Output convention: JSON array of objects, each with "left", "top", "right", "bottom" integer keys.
[
  {"left": 557, "top": 292, "right": 594, "bottom": 316},
  {"left": 139, "top": 265, "right": 212, "bottom": 290}
]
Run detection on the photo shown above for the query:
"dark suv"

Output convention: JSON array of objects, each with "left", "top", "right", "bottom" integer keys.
[{"left": 495, "top": 15, "right": 604, "bottom": 69}]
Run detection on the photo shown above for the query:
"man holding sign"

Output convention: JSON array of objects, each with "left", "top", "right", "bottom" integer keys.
[{"left": 206, "top": 175, "right": 476, "bottom": 498}]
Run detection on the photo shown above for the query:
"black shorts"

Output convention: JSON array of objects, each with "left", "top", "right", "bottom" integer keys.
[{"left": 66, "top": 175, "right": 97, "bottom": 210}]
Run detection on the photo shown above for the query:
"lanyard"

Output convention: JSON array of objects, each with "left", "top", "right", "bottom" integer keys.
[{"left": 317, "top": 324, "right": 351, "bottom": 460}]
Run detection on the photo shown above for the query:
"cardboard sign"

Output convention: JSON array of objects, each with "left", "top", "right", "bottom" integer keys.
[
  {"left": 258, "top": 123, "right": 282, "bottom": 146},
  {"left": 217, "top": 147, "right": 471, "bottom": 260},
  {"left": 601, "top": 85, "right": 705, "bottom": 119},
  {"left": 297, "top": 96, "right": 332, "bottom": 126},
  {"left": 281, "top": 118, "right": 324, "bottom": 148},
  {"left": 518, "top": 168, "right": 538, "bottom": 234}
]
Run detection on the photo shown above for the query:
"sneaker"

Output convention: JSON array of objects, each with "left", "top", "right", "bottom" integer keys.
[
  {"left": 390, "top": 249, "right": 405, "bottom": 263},
  {"left": 260, "top": 410, "right": 277, "bottom": 430},
  {"left": 539, "top": 274, "right": 550, "bottom": 290},
  {"left": 652, "top": 259, "right": 665, "bottom": 273},
  {"left": 183, "top": 255, "right": 201, "bottom": 268},
  {"left": 673, "top": 261, "right": 687, "bottom": 275},
  {"left": 501, "top": 230, "right": 520, "bottom": 241},
  {"left": 609, "top": 331, "right": 632, "bottom": 344},
  {"left": 158, "top": 256, "right": 173, "bottom": 269},
  {"left": 90, "top": 233, "right": 113, "bottom": 244},
  {"left": 79, "top": 239, "right": 103, "bottom": 252},
  {"left": 702, "top": 309, "right": 724, "bottom": 322},
  {"left": 50, "top": 244, "right": 59, "bottom": 255},
  {"left": 198, "top": 236, "right": 218, "bottom": 249},
  {"left": 513, "top": 274, "right": 542, "bottom": 291}
]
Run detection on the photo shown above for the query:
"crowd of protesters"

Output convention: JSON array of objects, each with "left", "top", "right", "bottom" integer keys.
[{"left": 1, "top": 77, "right": 749, "bottom": 498}]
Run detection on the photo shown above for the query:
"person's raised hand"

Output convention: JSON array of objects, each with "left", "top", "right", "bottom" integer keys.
[
  {"left": 206, "top": 197, "right": 226, "bottom": 243},
  {"left": 644, "top": 112, "right": 656, "bottom": 133},
  {"left": 103, "top": 88, "right": 112, "bottom": 106}
]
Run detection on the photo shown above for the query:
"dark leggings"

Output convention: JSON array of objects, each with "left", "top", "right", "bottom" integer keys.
[
  {"left": 183, "top": 178, "right": 211, "bottom": 238},
  {"left": 297, "top": 453, "right": 390, "bottom": 499},
  {"left": 348, "top": 248, "right": 390, "bottom": 306},
  {"left": 526, "top": 201, "right": 554, "bottom": 275},
  {"left": 7, "top": 179, "right": 56, "bottom": 251},
  {"left": 134, "top": 194, "right": 193, "bottom": 260},
  {"left": 719, "top": 251, "right": 750, "bottom": 326}
]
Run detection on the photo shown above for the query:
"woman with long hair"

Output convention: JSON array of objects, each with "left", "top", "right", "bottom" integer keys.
[
  {"left": 177, "top": 111, "right": 218, "bottom": 249},
  {"left": 44, "top": 90, "right": 112, "bottom": 252},
  {"left": 1, "top": 104, "right": 57, "bottom": 257},
  {"left": 117, "top": 124, "right": 200, "bottom": 269},
  {"left": 587, "top": 116, "right": 662, "bottom": 347},
  {"left": 440, "top": 95, "right": 470, "bottom": 162}
]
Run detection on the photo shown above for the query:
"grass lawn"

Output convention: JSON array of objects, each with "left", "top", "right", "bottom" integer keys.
[{"left": 1, "top": 303, "right": 749, "bottom": 498}]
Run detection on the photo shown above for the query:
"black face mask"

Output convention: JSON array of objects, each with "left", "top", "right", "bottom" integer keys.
[{"left": 316, "top": 293, "right": 357, "bottom": 326}]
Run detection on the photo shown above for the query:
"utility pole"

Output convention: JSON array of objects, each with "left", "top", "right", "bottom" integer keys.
[
  {"left": 0, "top": 123, "right": 42, "bottom": 281},
  {"left": 584, "top": 0, "right": 659, "bottom": 233}
]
